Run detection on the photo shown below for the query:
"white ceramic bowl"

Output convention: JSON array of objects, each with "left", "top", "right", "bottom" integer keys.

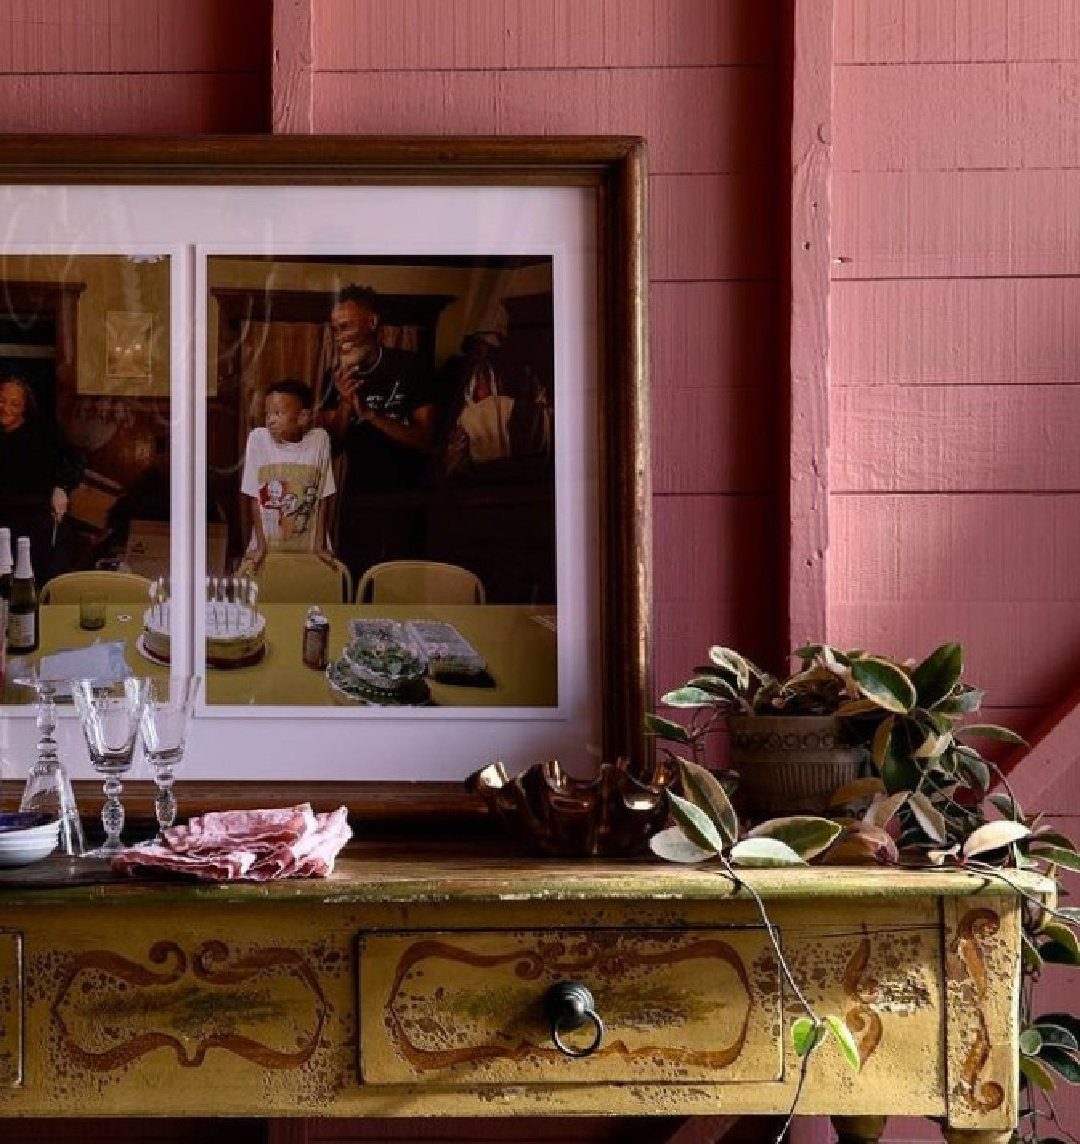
[{"left": 0, "top": 818, "right": 60, "bottom": 866}]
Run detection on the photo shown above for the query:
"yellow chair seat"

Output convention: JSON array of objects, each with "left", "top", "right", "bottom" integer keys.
[
  {"left": 250, "top": 553, "right": 353, "bottom": 605},
  {"left": 39, "top": 571, "right": 154, "bottom": 605},
  {"left": 355, "top": 561, "right": 486, "bottom": 605}
]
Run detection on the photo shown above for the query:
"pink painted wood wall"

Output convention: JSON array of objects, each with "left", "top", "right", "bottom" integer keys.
[
  {"left": 827, "top": 2, "right": 1080, "bottom": 1138},
  {"left": 5, "top": 0, "right": 1080, "bottom": 1138},
  {"left": 829, "top": 0, "right": 1080, "bottom": 744}
]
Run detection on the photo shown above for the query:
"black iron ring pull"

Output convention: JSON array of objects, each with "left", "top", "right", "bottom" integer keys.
[{"left": 545, "top": 981, "right": 605, "bottom": 1059}]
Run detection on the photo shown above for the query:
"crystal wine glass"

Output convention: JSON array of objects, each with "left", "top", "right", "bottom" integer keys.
[
  {"left": 15, "top": 675, "right": 86, "bottom": 856},
  {"left": 139, "top": 675, "right": 201, "bottom": 841},
  {"left": 71, "top": 677, "right": 149, "bottom": 858}
]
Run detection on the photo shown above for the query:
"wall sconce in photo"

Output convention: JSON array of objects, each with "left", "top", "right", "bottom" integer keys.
[{"left": 105, "top": 311, "right": 153, "bottom": 380}]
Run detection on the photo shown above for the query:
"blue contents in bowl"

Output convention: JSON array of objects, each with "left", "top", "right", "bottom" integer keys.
[{"left": 0, "top": 811, "right": 55, "bottom": 833}]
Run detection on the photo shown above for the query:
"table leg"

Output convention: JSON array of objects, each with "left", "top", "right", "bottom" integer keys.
[{"left": 831, "top": 1115, "right": 888, "bottom": 1144}]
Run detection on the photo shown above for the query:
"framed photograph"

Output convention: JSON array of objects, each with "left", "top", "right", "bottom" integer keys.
[{"left": 0, "top": 136, "right": 650, "bottom": 820}]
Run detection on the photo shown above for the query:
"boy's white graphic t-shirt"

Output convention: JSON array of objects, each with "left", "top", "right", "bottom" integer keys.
[{"left": 241, "top": 427, "right": 335, "bottom": 551}]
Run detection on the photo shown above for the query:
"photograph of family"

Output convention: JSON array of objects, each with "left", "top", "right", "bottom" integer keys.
[{"left": 0, "top": 252, "right": 560, "bottom": 712}]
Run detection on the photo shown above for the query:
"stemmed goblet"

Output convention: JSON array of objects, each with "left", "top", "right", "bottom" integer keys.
[
  {"left": 139, "top": 676, "right": 201, "bottom": 841},
  {"left": 14, "top": 675, "right": 86, "bottom": 856},
  {"left": 72, "top": 677, "right": 149, "bottom": 858}
]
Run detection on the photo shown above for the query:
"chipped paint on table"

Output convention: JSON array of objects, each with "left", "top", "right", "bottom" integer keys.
[{"left": 0, "top": 840, "right": 1045, "bottom": 1126}]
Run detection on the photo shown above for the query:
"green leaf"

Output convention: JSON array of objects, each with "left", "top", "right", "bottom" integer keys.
[
  {"left": 825, "top": 1015, "right": 861, "bottom": 1071},
  {"left": 988, "top": 792, "right": 1023, "bottom": 820},
  {"left": 1040, "top": 939, "right": 1080, "bottom": 967},
  {"left": 649, "top": 825, "right": 715, "bottom": 865},
  {"left": 909, "top": 792, "right": 948, "bottom": 844},
  {"left": 933, "top": 688, "right": 985, "bottom": 717},
  {"left": 661, "top": 686, "right": 720, "bottom": 709},
  {"left": 1020, "top": 1055, "right": 1056, "bottom": 1091},
  {"left": 956, "top": 751, "right": 991, "bottom": 793},
  {"left": 955, "top": 723, "right": 1027, "bottom": 746},
  {"left": 745, "top": 815, "right": 843, "bottom": 861},
  {"left": 1035, "top": 1013, "right": 1080, "bottom": 1043},
  {"left": 686, "top": 675, "right": 741, "bottom": 702},
  {"left": 677, "top": 759, "right": 739, "bottom": 848},
  {"left": 666, "top": 791, "right": 727, "bottom": 855},
  {"left": 1028, "top": 844, "right": 1080, "bottom": 874},
  {"left": 1020, "top": 1028, "right": 1044, "bottom": 1056},
  {"left": 729, "top": 837, "right": 806, "bottom": 868},
  {"left": 643, "top": 713, "right": 692, "bottom": 745},
  {"left": 961, "top": 820, "right": 1032, "bottom": 859},
  {"left": 1022, "top": 930, "right": 1044, "bottom": 972},
  {"left": 1032, "top": 1024, "right": 1080, "bottom": 1052},
  {"left": 791, "top": 1017, "right": 825, "bottom": 1057},
  {"left": 1030, "top": 829, "right": 1079, "bottom": 852},
  {"left": 1040, "top": 923, "right": 1080, "bottom": 963},
  {"left": 1040, "top": 1046, "right": 1080, "bottom": 1084},
  {"left": 851, "top": 657, "right": 917, "bottom": 714},
  {"left": 910, "top": 643, "right": 963, "bottom": 710},
  {"left": 707, "top": 646, "right": 752, "bottom": 690}
]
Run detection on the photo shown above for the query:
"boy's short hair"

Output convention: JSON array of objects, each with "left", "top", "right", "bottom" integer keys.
[{"left": 265, "top": 378, "right": 313, "bottom": 409}]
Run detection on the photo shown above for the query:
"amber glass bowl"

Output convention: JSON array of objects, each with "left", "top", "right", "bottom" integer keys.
[{"left": 466, "top": 757, "right": 676, "bottom": 858}]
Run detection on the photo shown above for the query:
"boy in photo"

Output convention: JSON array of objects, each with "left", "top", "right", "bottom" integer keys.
[{"left": 239, "top": 379, "right": 335, "bottom": 572}]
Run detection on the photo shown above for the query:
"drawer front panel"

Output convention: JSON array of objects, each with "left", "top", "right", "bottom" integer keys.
[
  {"left": 0, "top": 932, "right": 21, "bottom": 1089},
  {"left": 360, "top": 927, "right": 782, "bottom": 1085}
]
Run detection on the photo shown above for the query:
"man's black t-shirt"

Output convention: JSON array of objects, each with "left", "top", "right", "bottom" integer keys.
[{"left": 323, "top": 347, "right": 437, "bottom": 495}]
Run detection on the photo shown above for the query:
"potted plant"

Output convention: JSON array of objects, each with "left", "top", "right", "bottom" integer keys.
[
  {"left": 647, "top": 640, "right": 1080, "bottom": 1144},
  {"left": 648, "top": 641, "right": 1023, "bottom": 824}
]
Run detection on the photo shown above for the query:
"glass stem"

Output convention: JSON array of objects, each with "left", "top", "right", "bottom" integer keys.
[
  {"left": 101, "top": 775, "right": 125, "bottom": 848},
  {"left": 153, "top": 763, "right": 177, "bottom": 835}
]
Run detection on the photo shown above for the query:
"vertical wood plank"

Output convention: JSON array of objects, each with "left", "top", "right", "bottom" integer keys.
[
  {"left": 272, "top": 0, "right": 312, "bottom": 133},
  {"left": 787, "top": 0, "right": 835, "bottom": 648}
]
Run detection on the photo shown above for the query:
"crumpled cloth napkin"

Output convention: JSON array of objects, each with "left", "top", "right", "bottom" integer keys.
[{"left": 111, "top": 803, "right": 352, "bottom": 882}]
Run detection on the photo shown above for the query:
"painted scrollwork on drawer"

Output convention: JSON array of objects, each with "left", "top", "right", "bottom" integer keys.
[
  {"left": 46, "top": 939, "right": 328, "bottom": 1072},
  {"left": 360, "top": 928, "right": 782, "bottom": 1085}
]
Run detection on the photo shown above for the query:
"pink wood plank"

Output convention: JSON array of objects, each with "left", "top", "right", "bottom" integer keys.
[
  {"left": 833, "top": 278, "right": 1080, "bottom": 387},
  {"left": 311, "top": 67, "right": 778, "bottom": 176},
  {"left": 0, "top": 0, "right": 269, "bottom": 73},
  {"left": 1008, "top": 0, "right": 1080, "bottom": 62},
  {"left": 1008, "top": 61, "right": 1080, "bottom": 168},
  {"left": 833, "top": 63, "right": 1007, "bottom": 172},
  {"left": 828, "top": 601, "right": 1080, "bottom": 709},
  {"left": 272, "top": 0, "right": 312, "bottom": 133},
  {"left": 831, "top": 387, "right": 1080, "bottom": 491},
  {"left": 835, "top": 61, "right": 1080, "bottom": 172},
  {"left": 653, "top": 494, "right": 781, "bottom": 695},
  {"left": 830, "top": 494, "right": 1080, "bottom": 600},
  {"left": 312, "top": 0, "right": 776, "bottom": 71},
  {"left": 0, "top": 73, "right": 268, "bottom": 133},
  {"left": 832, "top": 170, "right": 1080, "bottom": 278},
  {"left": 649, "top": 174, "right": 778, "bottom": 283},
  {"left": 788, "top": 0, "right": 834, "bottom": 650},
  {"left": 650, "top": 281, "right": 780, "bottom": 495},
  {"left": 834, "top": 0, "right": 1009, "bottom": 64},
  {"left": 1008, "top": 686, "right": 1080, "bottom": 805}
]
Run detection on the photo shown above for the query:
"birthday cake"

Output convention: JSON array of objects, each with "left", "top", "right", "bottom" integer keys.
[{"left": 142, "top": 602, "right": 267, "bottom": 669}]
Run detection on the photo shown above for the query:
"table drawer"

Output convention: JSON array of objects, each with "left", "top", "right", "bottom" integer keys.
[{"left": 359, "top": 927, "right": 782, "bottom": 1086}]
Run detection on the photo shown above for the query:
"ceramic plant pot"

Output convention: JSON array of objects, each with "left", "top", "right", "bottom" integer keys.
[{"left": 727, "top": 713, "right": 865, "bottom": 821}]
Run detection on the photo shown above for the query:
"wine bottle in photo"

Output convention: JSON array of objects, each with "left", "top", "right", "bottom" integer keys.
[
  {"left": 0, "top": 527, "right": 11, "bottom": 652},
  {"left": 8, "top": 535, "right": 39, "bottom": 654}
]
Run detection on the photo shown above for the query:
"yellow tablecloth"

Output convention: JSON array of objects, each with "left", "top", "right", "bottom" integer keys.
[{"left": 12, "top": 602, "right": 557, "bottom": 709}]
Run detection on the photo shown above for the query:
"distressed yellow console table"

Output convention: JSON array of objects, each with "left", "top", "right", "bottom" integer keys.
[{"left": 0, "top": 840, "right": 1038, "bottom": 1144}]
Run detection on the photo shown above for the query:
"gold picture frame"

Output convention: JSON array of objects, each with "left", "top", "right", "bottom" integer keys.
[{"left": 0, "top": 135, "right": 651, "bottom": 825}]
